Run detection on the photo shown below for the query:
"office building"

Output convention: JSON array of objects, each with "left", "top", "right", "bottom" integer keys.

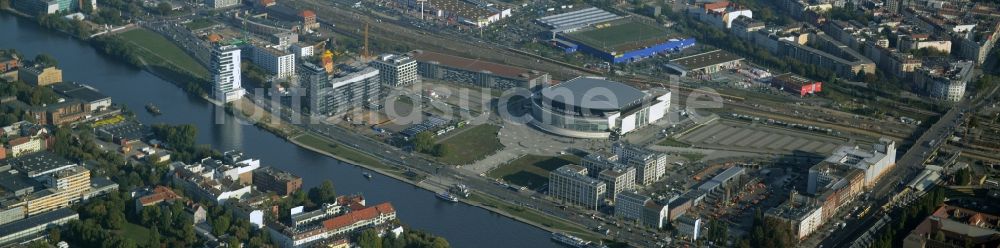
[
  {"left": 548, "top": 165, "right": 606, "bottom": 210},
  {"left": 411, "top": 50, "right": 549, "bottom": 89},
  {"left": 599, "top": 166, "right": 636, "bottom": 200},
  {"left": 206, "top": 0, "right": 238, "bottom": 8},
  {"left": 580, "top": 153, "right": 617, "bottom": 177},
  {"left": 766, "top": 194, "right": 825, "bottom": 240},
  {"left": 253, "top": 166, "right": 303, "bottom": 196},
  {"left": 675, "top": 214, "right": 702, "bottom": 241},
  {"left": 212, "top": 45, "right": 245, "bottom": 103},
  {"left": 25, "top": 166, "right": 90, "bottom": 215},
  {"left": 300, "top": 62, "right": 381, "bottom": 117},
  {"left": 822, "top": 138, "right": 897, "bottom": 188},
  {"left": 19, "top": 64, "right": 61, "bottom": 87},
  {"left": 614, "top": 190, "right": 649, "bottom": 222},
  {"left": 371, "top": 54, "right": 419, "bottom": 88},
  {"left": 0, "top": 208, "right": 77, "bottom": 246}
]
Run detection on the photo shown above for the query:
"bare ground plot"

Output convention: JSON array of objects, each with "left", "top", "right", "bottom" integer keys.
[
  {"left": 487, "top": 154, "right": 582, "bottom": 190},
  {"left": 676, "top": 120, "right": 849, "bottom": 155}
]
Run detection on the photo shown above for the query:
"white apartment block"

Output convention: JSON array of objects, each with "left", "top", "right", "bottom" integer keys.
[
  {"left": 254, "top": 45, "right": 296, "bottom": 78},
  {"left": 371, "top": 54, "right": 419, "bottom": 88},
  {"left": 212, "top": 45, "right": 245, "bottom": 103}
]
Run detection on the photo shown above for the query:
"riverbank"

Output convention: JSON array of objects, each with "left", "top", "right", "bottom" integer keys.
[{"left": 2, "top": 10, "right": 600, "bottom": 243}]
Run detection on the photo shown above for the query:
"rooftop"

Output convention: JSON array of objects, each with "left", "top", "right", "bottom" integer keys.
[
  {"left": 553, "top": 164, "right": 605, "bottom": 186},
  {"left": 2, "top": 151, "right": 77, "bottom": 178},
  {"left": 537, "top": 7, "right": 623, "bottom": 32},
  {"left": 539, "top": 77, "right": 647, "bottom": 111},
  {"left": 426, "top": 0, "right": 497, "bottom": 20},
  {"left": 669, "top": 50, "right": 744, "bottom": 71},
  {"left": 255, "top": 166, "right": 301, "bottom": 182},
  {"left": 50, "top": 82, "right": 110, "bottom": 103},
  {"left": 0, "top": 208, "right": 77, "bottom": 237},
  {"left": 410, "top": 50, "right": 546, "bottom": 81},
  {"left": 321, "top": 202, "right": 395, "bottom": 231},
  {"left": 771, "top": 73, "right": 819, "bottom": 86}
]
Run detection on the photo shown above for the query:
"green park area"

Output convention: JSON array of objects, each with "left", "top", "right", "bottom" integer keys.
[
  {"left": 118, "top": 29, "right": 209, "bottom": 79},
  {"left": 435, "top": 124, "right": 503, "bottom": 165},
  {"left": 119, "top": 222, "right": 152, "bottom": 244},
  {"left": 488, "top": 154, "right": 581, "bottom": 190},
  {"left": 184, "top": 19, "right": 218, "bottom": 30}
]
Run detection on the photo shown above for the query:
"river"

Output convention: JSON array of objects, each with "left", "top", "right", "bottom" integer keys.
[{"left": 0, "top": 14, "right": 561, "bottom": 248}]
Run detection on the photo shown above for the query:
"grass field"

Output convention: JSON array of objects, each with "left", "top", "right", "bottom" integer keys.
[
  {"left": 184, "top": 18, "right": 218, "bottom": 30},
  {"left": 488, "top": 155, "right": 581, "bottom": 190},
  {"left": 118, "top": 29, "right": 209, "bottom": 78},
  {"left": 435, "top": 124, "right": 503, "bottom": 165},
  {"left": 119, "top": 222, "right": 152, "bottom": 244},
  {"left": 565, "top": 20, "right": 670, "bottom": 51}
]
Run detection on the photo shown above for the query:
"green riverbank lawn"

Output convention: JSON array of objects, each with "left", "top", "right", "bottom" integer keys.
[
  {"left": 435, "top": 124, "right": 503, "bottom": 165},
  {"left": 118, "top": 29, "right": 209, "bottom": 78}
]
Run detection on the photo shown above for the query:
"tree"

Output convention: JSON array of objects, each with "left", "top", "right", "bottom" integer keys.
[
  {"left": 148, "top": 226, "right": 161, "bottom": 248},
  {"left": 34, "top": 53, "right": 58, "bottom": 67},
  {"left": 431, "top": 144, "right": 449, "bottom": 157},
  {"left": 151, "top": 124, "right": 198, "bottom": 151},
  {"left": 48, "top": 227, "right": 61, "bottom": 244},
  {"left": 212, "top": 214, "right": 231, "bottom": 236},
  {"left": 106, "top": 211, "right": 126, "bottom": 230},
  {"left": 412, "top": 131, "right": 435, "bottom": 153},
  {"left": 358, "top": 229, "right": 382, "bottom": 248},
  {"left": 156, "top": 2, "right": 172, "bottom": 15},
  {"left": 309, "top": 180, "right": 337, "bottom": 204},
  {"left": 955, "top": 168, "right": 972, "bottom": 186}
]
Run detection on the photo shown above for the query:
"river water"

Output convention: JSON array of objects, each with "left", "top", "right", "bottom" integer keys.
[{"left": 0, "top": 14, "right": 561, "bottom": 248}]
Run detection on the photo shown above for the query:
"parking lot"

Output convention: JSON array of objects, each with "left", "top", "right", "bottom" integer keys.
[{"left": 677, "top": 119, "right": 847, "bottom": 156}]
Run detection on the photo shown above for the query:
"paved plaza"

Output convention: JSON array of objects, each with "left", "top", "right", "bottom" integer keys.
[{"left": 676, "top": 119, "right": 847, "bottom": 156}]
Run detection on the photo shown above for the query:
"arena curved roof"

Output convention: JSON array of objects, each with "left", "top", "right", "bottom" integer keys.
[{"left": 539, "top": 77, "right": 646, "bottom": 111}]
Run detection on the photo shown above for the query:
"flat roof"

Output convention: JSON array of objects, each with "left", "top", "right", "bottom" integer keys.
[
  {"left": 0, "top": 208, "right": 77, "bottom": 237},
  {"left": 410, "top": 50, "right": 546, "bottom": 81},
  {"left": 50, "top": 82, "right": 109, "bottom": 103},
  {"left": 669, "top": 50, "right": 744, "bottom": 70},
  {"left": 0, "top": 170, "right": 41, "bottom": 194},
  {"left": 540, "top": 77, "right": 646, "bottom": 111},
  {"left": 427, "top": 0, "right": 495, "bottom": 19},
  {"left": 2, "top": 151, "right": 77, "bottom": 178},
  {"left": 537, "top": 7, "right": 622, "bottom": 31}
]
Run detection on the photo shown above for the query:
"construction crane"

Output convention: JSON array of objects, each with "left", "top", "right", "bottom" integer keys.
[
  {"left": 362, "top": 22, "right": 370, "bottom": 59},
  {"left": 322, "top": 49, "right": 344, "bottom": 74}
]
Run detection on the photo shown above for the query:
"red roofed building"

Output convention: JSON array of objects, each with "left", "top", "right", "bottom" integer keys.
[
  {"left": 321, "top": 202, "right": 395, "bottom": 236},
  {"left": 336, "top": 194, "right": 365, "bottom": 211},
  {"left": 135, "top": 186, "right": 183, "bottom": 208},
  {"left": 299, "top": 10, "right": 319, "bottom": 30},
  {"left": 271, "top": 202, "right": 397, "bottom": 248}
]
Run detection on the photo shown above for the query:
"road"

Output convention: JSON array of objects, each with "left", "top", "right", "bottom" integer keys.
[{"left": 822, "top": 81, "right": 999, "bottom": 248}]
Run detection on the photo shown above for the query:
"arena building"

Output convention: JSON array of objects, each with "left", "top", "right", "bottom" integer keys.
[{"left": 530, "top": 77, "right": 670, "bottom": 138}]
